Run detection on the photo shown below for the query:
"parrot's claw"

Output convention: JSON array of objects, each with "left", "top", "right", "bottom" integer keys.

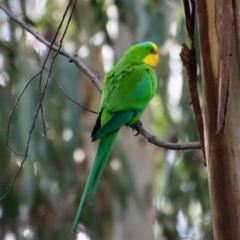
[{"left": 131, "top": 120, "right": 142, "bottom": 137}]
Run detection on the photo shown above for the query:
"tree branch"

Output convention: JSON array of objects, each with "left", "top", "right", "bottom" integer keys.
[
  {"left": 133, "top": 122, "right": 200, "bottom": 150},
  {"left": 181, "top": 0, "right": 206, "bottom": 164},
  {"left": 0, "top": 3, "right": 201, "bottom": 151},
  {"left": 1, "top": 0, "right": 79, "bottom": 199}
]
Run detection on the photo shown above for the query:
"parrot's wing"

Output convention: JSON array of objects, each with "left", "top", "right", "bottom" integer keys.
[
  {"left": 92, "top": 111, "right": 133, "bottom": 141},
  {"left": 103, "top": 66, "right": 156, "bottom": 113}
]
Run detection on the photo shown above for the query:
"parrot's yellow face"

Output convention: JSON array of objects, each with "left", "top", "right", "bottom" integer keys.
[{"left": 143, "top": 43, "right": 160, "bottom": 68}]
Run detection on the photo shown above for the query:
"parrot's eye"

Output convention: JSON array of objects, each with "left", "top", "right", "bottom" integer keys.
[{"left": 150, "top": 49, "right": 155, "bottom": 53}]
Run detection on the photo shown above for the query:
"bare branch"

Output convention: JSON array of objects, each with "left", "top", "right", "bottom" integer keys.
[
  {"left": 181, "top": 0, "right": 206, "bottom": 165},
  {"left": 50, "top": 72, "right": 98, "bottom": 114},
  {"left": 133, "top": 122, "right": 201, "bottom": 150},
  {"left": 0, "top": 3, "right": 201, "bottom": 157},
  {"left": 6, "top": 72, "right": 41, "bottom": 156},
  {"left": 0, "top": 0, "right": 77, "bottom": 199},
  {"left": 0, "top": 3, "right": 102, "bottom": 93}
]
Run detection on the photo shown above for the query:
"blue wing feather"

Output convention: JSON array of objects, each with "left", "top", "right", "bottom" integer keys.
[{"left": 92, "top": 111, "right": 134, "bottom": 141}]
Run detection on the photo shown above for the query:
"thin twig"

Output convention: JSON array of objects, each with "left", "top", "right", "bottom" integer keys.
[
  {"left": 52, "top": 75, "right": 98, "bottom": 114},
  {"left": 0, "top": 3, "right": 102, "bottom": 93},
  {"left": 0, "top": 0, "right": 76, "bottom": 199},
  {"left": 6, "top": 72, "right": 41, "bottom": 156},
  {"left": 37, "top": 0, "right": 75, "bottom": 138}
]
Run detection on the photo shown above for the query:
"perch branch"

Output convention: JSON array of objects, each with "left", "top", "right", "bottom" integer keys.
[{"left": 133, "top": 122, "right": 200, "bottom": 150}]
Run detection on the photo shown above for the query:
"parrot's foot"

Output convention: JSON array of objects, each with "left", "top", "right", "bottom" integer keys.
[{"left": 131, "top": 120, "right": 142, "bottom": 136}]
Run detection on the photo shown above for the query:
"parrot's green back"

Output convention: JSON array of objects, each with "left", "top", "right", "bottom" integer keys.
[{"left": 72, "top": 41, "right": 159, "bottom": 232}]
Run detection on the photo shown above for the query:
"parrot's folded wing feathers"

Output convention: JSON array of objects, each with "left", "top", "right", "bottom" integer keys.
[{"left": 91, "top": 111, "right": 134, "bottom": 141}]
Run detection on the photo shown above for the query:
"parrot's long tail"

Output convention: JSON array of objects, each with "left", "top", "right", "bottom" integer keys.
[{"left": 72, "top": 130, "right": 119, "bottom": 232}]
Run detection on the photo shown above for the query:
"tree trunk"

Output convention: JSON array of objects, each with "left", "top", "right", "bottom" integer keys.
[{"left": 196, "top": 1, "right": 240, "bottom": 239}]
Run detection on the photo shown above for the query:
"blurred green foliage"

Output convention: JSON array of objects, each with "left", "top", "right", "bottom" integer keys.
[{"left": 0, "top": 0, "right": 212, "bottom": 239}]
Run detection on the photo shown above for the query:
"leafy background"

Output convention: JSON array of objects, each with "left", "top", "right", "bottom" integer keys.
[{"left": 0, "top": 0, "right": 212, "bottom": 239}]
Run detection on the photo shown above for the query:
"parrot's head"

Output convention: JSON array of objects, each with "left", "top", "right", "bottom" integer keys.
[{"left": 124, "top": 42, "right": 160, "bottom": 68}]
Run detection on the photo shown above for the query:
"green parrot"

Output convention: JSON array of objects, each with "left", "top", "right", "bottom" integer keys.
[{"left": 72, "top": 41, "right": 159, "bottom": 232}]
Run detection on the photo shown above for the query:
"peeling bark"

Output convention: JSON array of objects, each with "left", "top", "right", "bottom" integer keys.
[{"left": 195, "top": 0, "right": 240, "bottom": 238}]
